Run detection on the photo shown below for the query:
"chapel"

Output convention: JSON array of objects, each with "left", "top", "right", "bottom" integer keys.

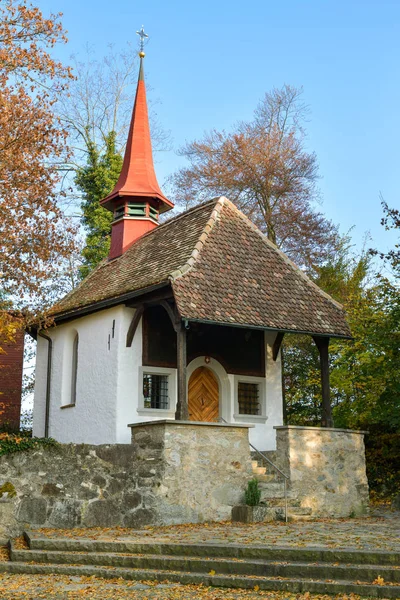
[{"left": 32, "top": 46, "right": 351, "bottom": 450}]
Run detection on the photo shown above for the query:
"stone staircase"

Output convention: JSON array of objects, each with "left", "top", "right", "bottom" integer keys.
[
  {"left": 251, "top": 458, "right": 313, "bottom": 521},
  {"left": 2, "top": 530, "right": 400, "bottom": 597}
]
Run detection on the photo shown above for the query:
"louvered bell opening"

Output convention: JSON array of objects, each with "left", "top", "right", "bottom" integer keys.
[{"left": 127, "top": 203, "right": 147, "bottom": 217}]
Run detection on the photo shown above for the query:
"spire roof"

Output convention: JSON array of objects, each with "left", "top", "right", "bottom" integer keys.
[{"left": 101, "top": 56, "right": 173, "bottom": 213}]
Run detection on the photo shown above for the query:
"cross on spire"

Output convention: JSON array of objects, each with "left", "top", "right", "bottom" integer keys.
[{"left": 136, "top": 26, "right": 148, "bottom": 54}]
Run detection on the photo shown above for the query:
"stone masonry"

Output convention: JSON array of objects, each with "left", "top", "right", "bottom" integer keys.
[
  {"left": 0, "top": 422, "right": 252, "bottom": 542},
  {"left": 274, "top": 426, "right": 370, "bottom": 518}
]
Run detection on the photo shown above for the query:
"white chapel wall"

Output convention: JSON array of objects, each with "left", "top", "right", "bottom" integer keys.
[
  {"left": 115, "top": 306, "right": 143, "bottom": 443},
  {"left": 264, "top": 331, "right": 284, "bottom": 449},
  {"left": 33, "top": 307, "right": 122, "bottom": 444}
]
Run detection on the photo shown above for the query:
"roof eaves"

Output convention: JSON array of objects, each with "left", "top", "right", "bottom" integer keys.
[
  {"left": 185, "top": 316, "right": 353, "bottom": 340},
  {"left": 168, "top": 196, "right": 226, "bottom": 282}
]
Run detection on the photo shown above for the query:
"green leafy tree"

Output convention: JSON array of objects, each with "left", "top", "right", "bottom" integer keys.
[
  {"left": 75, "top": 131, "right": 122, "bottom": 278},
  {"left": 332, "top": 277, "right": 400, "bottom": 431},
  {"left": 284, "top": 237, "right": 370, "bottom": 425}
]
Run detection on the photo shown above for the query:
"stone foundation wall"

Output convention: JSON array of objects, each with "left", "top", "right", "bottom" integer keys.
[
  {"left": 0, "top": 421, "right": 252, "bottom": 542},
  {"left": 275, "top": 426, "right": 369, "bottom": 518}
]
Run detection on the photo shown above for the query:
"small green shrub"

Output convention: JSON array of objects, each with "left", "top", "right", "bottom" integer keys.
[
  {"left": 245, "top": 478, "right": 261, "bottom": 506},
  {"left": 0, "top": 433, "right": 58, "bottom": 457}
]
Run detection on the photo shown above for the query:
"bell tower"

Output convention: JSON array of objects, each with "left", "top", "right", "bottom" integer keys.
[{"left": 101, "top": 27, "right": 173, "bottom": 259}]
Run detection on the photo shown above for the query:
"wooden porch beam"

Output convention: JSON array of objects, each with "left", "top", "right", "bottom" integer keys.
[
  {"left": 312, "top": 335, "right": 333, "bottom": 428},
  {"left": 175, "top": 323, "right": 189, "bottom": 421},
  {"left": 272, "top": 332, "right": 285, "bottom": 361}
]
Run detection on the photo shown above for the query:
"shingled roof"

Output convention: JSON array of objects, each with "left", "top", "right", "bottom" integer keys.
[{"left": 52, "top": 197, "right": 351, "bottom": 338}]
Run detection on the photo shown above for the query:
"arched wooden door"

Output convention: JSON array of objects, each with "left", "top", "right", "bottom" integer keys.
[{"left": 188, "top": 367, "right": 219, "bottom": 422}]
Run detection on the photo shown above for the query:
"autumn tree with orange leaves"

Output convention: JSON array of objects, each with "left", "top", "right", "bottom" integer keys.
[
  {"left": 171, "top": 85, "right": 339, "bottom": 272},
  {"left": 0, "top": 0, "right": 76, "bottom": 346}
]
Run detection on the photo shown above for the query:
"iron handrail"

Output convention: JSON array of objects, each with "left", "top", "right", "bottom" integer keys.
[{"left": 249, "top": 443, "right": 289, "bottom": 524}]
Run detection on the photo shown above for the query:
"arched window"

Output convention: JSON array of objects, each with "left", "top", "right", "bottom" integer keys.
[{"left": 71, "top": 333, "right": 79, "bottom": 405}]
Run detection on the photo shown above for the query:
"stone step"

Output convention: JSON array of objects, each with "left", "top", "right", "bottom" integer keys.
[
  {"left": 23, "top": 533, "right": 400, "bottom": 565},
  {"left": 252, "top": 466, "right": 267, "bottom": 475},
  {"left": 262, "top": 497, "right": 301, "bottom": 507},
  {"left": 2, "top": 559, "right": 400, "bottom": 597},
  {"left": 253, "top": 473, "right": 276, "bottom": 483},
  {"left": 251, "top": 460, "right": 259, "bottom": 469},
  {"left": 8, "top": 545, "right": 400, "bottom": 583},
  {"left": 259, "top": 482, "right": 296, "bottom": 499}
]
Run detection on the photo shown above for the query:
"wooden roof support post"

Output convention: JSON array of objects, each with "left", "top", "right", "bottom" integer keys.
[
  {"left": 175, "top": 322, "right": 189, "bottom": 421},
  {"left": 313, "top": 335, "right": 333, "bottom": 428}
]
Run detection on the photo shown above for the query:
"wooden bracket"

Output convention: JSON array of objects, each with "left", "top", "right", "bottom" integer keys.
[
  {"left": 126, "top": 305, "right": 144, "bottom": 347},
  {"left": 272, "top": 332, "right": 285, "bottom": 361},
  {"left": 159, "top": 300, "right": 181, "bottom": 333}
]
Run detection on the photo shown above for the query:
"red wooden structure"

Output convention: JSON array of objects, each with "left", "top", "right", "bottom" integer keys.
[{"left": 0, "top": 329, "right": 24, "bottom": 430}]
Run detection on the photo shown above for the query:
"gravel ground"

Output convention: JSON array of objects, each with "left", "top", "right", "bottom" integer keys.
[
  {"left": 32, "top": 507, "right": 400, "bottom": 552},
  {"left": 0, "top": 574, "right": 370, "bottom": 600}
]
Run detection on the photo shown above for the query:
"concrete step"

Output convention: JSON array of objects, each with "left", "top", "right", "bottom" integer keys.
[{"left": 8, "top": 546, "right": 400, "bottom": 583}]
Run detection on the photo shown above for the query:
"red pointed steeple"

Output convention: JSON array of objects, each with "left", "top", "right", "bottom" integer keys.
[{"left": 101, "top": 46, "right": 173, "bottom": 259}]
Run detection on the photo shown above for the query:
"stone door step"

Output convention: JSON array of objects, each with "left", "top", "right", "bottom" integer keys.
[{"left": 2, "top": 556, "right": 400, "bottom": 598}]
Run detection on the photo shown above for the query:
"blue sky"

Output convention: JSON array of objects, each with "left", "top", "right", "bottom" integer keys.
[{"left": 36, "top": 0, "right": 399, "bottom": 256}]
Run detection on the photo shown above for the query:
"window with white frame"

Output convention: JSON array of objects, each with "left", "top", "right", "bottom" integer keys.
[
  {"left": 143, "top": 373, "right": 169, "bottom": 409},
  {"left": 238, "top": 381, "right": 260, "bottom": 415}
]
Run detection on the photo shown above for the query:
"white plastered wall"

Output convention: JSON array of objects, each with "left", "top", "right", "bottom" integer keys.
[
  {"left": 115, "top": 307, "right": 143, "bottom": 443},
  {"left": 33, "top": 306, "right": 134, "bottom": 444},
  {"left": 264, "top": 331, "right": 284, "bottom": 450}
]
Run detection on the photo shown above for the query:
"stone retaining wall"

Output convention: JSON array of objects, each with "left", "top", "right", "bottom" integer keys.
[
  {"left": 0, "top": 421, "right": 252, "bottom": 542},
  {"left": 275, "top": 426, "right": 369, "bottom": 518}
]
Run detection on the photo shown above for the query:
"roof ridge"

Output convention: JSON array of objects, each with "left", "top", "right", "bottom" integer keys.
[
  {"left": 169, "top": 197, "right": 226, "bottom": 281},
  {"left": 219, "top": 198, "right": 344, "bottom": 311}
]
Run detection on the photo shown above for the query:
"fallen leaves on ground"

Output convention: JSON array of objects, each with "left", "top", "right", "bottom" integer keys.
[
  {"left": 0, "top": 547, "right": 9, "bottom": 562},
  {"left": 13, "top": 536, "right": 28, "bottom": 550},
  {"left": 31, "top": 508, "right": 400, "bottom": 554},
  {"left": 0, "top": 573, "right": 367, "bottom": 600}
]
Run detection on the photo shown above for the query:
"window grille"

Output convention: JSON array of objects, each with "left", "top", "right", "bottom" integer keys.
[
  {"left": 143, "top": 374, "right": 169, "bottom": 409},
  {"left": 238, "top": 382, "right": 260, "bottom": 415}
]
